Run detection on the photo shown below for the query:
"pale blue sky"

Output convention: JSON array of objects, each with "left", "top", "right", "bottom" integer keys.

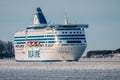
[{"left": 0, "top": 0, "right": 120, "bottom": 55}]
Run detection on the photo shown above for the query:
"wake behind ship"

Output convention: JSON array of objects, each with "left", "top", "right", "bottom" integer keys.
[{"left": 14, "top": 7, "right": 88, "bottom": 62}]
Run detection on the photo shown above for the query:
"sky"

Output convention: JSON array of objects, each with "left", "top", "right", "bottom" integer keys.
[{"left": 0, "top": 0, "right": 120, "bottom": 55}]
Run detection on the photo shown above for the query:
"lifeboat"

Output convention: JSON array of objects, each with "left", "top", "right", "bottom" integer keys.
[{"left": 26, "top": 41, "right": 40, "bottom": 46}]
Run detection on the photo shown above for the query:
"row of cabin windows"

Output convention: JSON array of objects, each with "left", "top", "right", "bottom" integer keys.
[
  {"left": 62, "top": 32, "right": 82, "bottom": 34},
  {"left": 15, "top": 43, "right": 86, "bottom": 48},
  {"left": 15, "top": 40, "right": 86, "bottom": 45},
  {"left": 15, "top": 40, "right": 86, "bottom": 47}
]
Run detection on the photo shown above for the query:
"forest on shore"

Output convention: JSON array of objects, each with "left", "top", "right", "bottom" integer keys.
[
  {"left": 0, "top": 40, "right": 14, "bottom": 59},
  {"left": 86, "top": 48, "right": 120, "bottom": 58}
]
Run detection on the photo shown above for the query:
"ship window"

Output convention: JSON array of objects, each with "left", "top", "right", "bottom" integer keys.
[
  {"left": 47, "top": 35, "right": 54, "bottom": 37},
  {"left": 48, "top": 41, "right": 55, "bottom": 43},
  {"left": 65, "top": 32, "right": 67, "bottom": 34},
  {"left": 67, "top": 41, "right": 81, "bottom": 43},
  {"left": 61, "top": 44, "right": 69, "bottom": 46},
  {"left": 73, "top": 32, "right": 75, "bottom": 34},
  {"left": 77, "top": 32, "right": 79, "bottom": 34},
  {"left": 70, "top": 32, "right": 72, "bottom": 34},
  {"left": 62, "top": 32, "right": 64, "bottom": 34}
]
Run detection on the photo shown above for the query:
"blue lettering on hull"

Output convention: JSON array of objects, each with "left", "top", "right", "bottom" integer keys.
[{"left": 28, "top": 50, "right": 40, "bottom": 58}]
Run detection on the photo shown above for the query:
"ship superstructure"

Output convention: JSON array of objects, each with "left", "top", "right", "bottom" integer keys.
[{"left": 14, "top": 7, "right": 88, "bottom": 62}]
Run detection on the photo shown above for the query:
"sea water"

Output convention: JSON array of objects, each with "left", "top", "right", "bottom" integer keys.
[{"left": 0, "top": 58, "right": 120, "bottom": 80}]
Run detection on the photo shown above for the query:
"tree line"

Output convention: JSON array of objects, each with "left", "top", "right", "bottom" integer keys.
[
  {"left": 0, "top": 40, "right": 14, "bottom": 59},
  {"left": 86, "top": 48, "right": 120, "bottom": 58}
]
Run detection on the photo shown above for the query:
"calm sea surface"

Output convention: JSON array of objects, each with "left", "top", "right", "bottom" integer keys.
[{"left": 0, "top": 58, "right": 120, "bottom": 80}]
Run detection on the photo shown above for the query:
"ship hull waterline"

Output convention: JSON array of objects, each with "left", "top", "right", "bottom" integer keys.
[{"left": 15, "top": 45, "right": 86, "bottom": 62}]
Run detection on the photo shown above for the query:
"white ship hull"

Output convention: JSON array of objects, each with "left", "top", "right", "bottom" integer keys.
[
  {"left": 15, "top": 45, "right": 86, "bottom": 62},
  {"left": 14, "top": 7, "right": 88, "bottom": 62}
]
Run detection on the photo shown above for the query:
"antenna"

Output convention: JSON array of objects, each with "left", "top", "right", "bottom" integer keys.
[{"left": 64, "top": 13, "right": 68, "bottom": 25}]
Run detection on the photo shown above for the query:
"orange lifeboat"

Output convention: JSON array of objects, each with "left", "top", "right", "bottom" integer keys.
[
  {"left": 37, "top": 41, "right": 40, "bottom": 45},
  {"left": 26, "top": 41, "right": 40, "bottom": 46}
]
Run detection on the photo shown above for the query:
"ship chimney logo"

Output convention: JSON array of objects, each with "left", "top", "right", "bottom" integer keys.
[{"left": 33, "top": 7, "right": 47, "bottom": 25}]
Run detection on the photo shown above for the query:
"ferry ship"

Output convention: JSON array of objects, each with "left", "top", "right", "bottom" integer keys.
[{"left": 14, "top": 7, "right": 88, "bottom": 62}]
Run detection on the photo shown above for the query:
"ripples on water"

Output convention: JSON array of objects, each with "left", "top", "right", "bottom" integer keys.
[
  {"left": 0, "top": 69, "right": 120, "bottom": 80},
  {"left": 0, "top": 59, "right": 120, "bottom": 80}
]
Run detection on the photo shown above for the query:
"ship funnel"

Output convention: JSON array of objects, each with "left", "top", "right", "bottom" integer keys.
[{"left": 33, "top": 7, "right": 47, "bottom": 25}]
